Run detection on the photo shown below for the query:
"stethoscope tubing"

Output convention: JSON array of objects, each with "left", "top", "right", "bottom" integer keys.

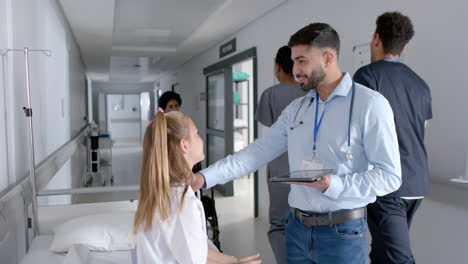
[{"left": 290, "top": 81, "right": 356, "bottom": 160}]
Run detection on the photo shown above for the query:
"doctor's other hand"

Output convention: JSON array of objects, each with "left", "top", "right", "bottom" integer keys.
[
  {"left": 191, "top": 172, "right": 206, "bottom": 192},
  {"left": 234, "top": 253, "right": 262, "bottom": 264},
  {"left": 284, "top": 175, "right": 331, "bottom": 192}
]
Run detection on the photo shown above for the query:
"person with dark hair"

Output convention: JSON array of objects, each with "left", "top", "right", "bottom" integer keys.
[
  {"left": 354, "top": 12, "right": 432, "bottom": 264},
  {"left": 192, "top": 23, "right": 401, "bottom": 264},
  {"left": 159, "top": 91, "right": 182, "bottom": 112},
  {"left": 254, "top": 46, "right": 306, "bottom": 264}
]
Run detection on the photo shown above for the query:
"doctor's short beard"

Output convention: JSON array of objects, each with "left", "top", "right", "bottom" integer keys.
[{"left": 297, "top": 65, "right": 326, "bottom": 92}]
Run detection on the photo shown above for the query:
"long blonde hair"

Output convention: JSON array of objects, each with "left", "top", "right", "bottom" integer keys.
[{"left": 134, "top": 111, "right": 194, "bottom": 233}]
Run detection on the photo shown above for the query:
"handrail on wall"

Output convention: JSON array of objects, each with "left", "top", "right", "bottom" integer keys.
[{"left": 35, "top": 126, "right": 88, "bottom": 191}]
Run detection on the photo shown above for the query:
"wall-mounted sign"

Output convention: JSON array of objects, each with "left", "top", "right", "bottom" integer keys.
[
  {"left": 219, "top": 38, "right": 236, "bottom": 58},
  {"left": 352, "top": 42, "right": 371, "bottom": 73}
]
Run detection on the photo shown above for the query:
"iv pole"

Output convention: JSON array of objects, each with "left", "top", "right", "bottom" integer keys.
[{"left": 1, "top": 47, "right": 51, "bottom": 236}]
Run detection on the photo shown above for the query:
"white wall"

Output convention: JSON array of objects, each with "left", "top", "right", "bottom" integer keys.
[
  {"left": 0, "top": 0, "right": 10, "bottom": 192},
  {"left": 174, "top": 0, "right": 468, "bottom": 261},
  {"left": 0, "top": 0, "right": 87, "bottom": 199},
  {"left": 155, "top": 72, "right": 177, "bottom": 94},
  {"left": 154, "top": 72, "right": 177, "bottom": 109},
  {"left": 140, "top": 92, "right": 151, "bottom": 142}
]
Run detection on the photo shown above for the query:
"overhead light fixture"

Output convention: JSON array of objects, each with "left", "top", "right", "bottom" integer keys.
[
  {"left": 135, "top": 28, "right": 171, "bottom": 38},
  {"left": 112, "top": 46, "right": 176, "bottom": 53}
]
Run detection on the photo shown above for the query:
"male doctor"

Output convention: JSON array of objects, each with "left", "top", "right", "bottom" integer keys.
[{"left": 193, "top": 23, "right": 402, "bottom": 264}]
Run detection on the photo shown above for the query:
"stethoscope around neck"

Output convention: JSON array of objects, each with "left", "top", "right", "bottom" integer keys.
[{"left": 290, "top": 81, "right": 356, "bottom": 161}]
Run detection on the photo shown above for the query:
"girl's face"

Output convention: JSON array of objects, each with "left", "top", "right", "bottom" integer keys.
[{"left": 182, "top": 118, "right": 204, "bottom": 166}]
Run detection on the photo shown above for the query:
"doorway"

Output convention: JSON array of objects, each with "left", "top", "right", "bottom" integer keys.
[
  {"left": 103, "top": 92, "right": 153, "bottom": 187},
  {"left": 203, "top": 47, "right": 258, "bottom": 217},
  {"left": 107, "top": 94, "right": 141, "bottom": 145}
]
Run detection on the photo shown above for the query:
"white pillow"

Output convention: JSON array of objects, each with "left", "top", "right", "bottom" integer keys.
[{"left": 49, "top": 212, "right": 136, "bottom": 253}]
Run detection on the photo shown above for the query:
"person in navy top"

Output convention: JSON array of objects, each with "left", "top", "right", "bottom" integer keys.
[{"left": 354, "top": 11, "right": 433, "bottom": 264}]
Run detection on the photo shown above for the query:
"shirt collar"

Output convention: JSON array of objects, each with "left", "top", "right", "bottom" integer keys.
[
  {"left": 332, "top": 72, "right": 353, "bottom": 98},
  {"left": 305, "top": 72, "right": 353, "bottom": 102}
]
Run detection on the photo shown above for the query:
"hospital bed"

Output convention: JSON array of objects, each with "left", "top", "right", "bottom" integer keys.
[
  {"left": 18, "top": 201, "right": 218, "bottom": 264},
  {"left": 1, "top": 126, "right": 218, "bottom": 264},
  {"left": 20, "top": 201, "right": 137, "bottom": 264},
  {"left": 0, "top": 167, "right": 139, "bottom": 264},
  {"left": 21, "top": 233, "right": 133, "bottom": 264},
  {"left": 3, "top": 190, "right": 217, "bottom": 264},
  {"left": 0, "top": 126, "right": 216, "bottom": 264}
]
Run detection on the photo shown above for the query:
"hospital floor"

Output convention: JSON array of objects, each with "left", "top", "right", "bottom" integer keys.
[{"left": 213, "top": 177, "right": 276, "bottom": 264}]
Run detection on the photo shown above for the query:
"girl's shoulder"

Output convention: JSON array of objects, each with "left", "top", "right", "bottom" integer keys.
[
  {"left": 170, "top": 186, "right": 204, "bottom": 218},
  {"left": 171, "top": 185, "right": 195, "bottom": 195},
  {"left": 171, "top": 186, "right": 199, "bottom": 205}
]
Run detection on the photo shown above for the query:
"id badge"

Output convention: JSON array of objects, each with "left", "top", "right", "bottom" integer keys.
[{"left": 301, "top": 159, "right": 324, "bottom": 170}]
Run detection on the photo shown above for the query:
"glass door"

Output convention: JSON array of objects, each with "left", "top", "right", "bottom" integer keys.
[
  {"left": 203, "top": 47, "right": 258, "bottom": 217},
  {"left": 206, "top": 69, "right": 234, "bottom": 196}
]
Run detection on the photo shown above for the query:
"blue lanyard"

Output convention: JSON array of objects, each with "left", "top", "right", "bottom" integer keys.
[
  {"left": 312, "top": 92, "right": 327, "bottom": 153},
  {"left": 382, "top": 57, "right": 401, "bottom": 62},
  {"left": 312, "top": 81, "right": 356, "bottom": 158}
]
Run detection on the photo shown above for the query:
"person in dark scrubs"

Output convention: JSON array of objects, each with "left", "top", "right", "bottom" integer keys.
[{"left": 354, "top": 12, "right": 433, "bottom": 264}]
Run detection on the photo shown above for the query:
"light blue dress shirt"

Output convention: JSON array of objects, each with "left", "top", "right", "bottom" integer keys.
[{"left": 201, "top": 73, "right": 401, "bottom": 212}]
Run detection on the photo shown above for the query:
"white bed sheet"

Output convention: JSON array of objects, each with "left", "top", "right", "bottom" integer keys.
[{"left": 20, "top": 235, "right": 133, "bottom": 264}]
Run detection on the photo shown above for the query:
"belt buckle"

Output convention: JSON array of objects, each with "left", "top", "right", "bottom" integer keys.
[{"left": 299, "top": 211, "right": 313, "bottom": 226}]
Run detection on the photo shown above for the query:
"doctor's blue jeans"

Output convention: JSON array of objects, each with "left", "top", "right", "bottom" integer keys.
[{"left": 284, "top": 212, "right": 368, "bottom": 264}]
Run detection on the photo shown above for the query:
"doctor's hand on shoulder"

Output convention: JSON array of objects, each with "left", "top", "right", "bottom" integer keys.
[
  {"left": 191, "top": 172, "right": 205, "bottom": 191},
  {"left": 284, "top": 175, "right": 332, "bottom": 192}
]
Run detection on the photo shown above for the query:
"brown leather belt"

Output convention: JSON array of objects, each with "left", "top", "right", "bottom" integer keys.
[{"left": 293, "top": 207, "right": 366, "bottom": 226}]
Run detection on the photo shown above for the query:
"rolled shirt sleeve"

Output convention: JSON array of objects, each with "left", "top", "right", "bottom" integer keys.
[{"left": 201, "top": 102, "right": 292, "bottom": 189}]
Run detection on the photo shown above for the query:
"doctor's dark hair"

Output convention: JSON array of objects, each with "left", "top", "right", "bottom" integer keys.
[
  {"left": 288, "top": 23, "right": 340, "bottom": 56},
  {"left": 275, "top": 46, "right": 294, "bottom": 75},
  {"left": 134, "top": 111, "right": 193, "bottom": 233},
  {"left": 375, "top": 11, "right": 414, "bottom": 55},
  {"left": 158, "top": 91, "right": 182, "bottom": 110}
]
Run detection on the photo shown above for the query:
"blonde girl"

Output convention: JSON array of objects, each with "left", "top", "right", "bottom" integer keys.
[{"left": 134, "top": 111, "right": 261, "bottom": 264}]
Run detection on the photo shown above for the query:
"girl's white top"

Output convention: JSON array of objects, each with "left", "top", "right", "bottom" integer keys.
[{"left": 136, "top": 186, "right": 208, "bottom": 264}]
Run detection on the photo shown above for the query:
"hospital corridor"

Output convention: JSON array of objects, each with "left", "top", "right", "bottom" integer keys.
[{"left": 1, "top": 0, "right": 468, "bottom": 263}]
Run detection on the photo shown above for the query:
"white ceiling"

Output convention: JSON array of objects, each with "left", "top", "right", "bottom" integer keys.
[
  {"left": 58, "top": 0, "right": 287, "bottom": 83},
  {"left": 112, "top": 0, "right": 224, "bottom": 48}
]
